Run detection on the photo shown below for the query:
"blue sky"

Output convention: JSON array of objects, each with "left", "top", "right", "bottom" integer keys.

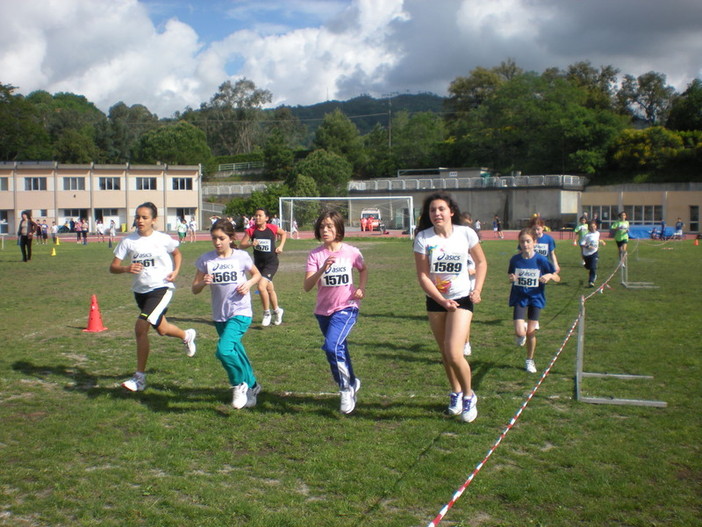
[{"left": 1, "top": 0, "right": 701, "bottom": 117}]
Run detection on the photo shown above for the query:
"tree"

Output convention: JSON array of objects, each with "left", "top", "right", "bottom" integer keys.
[
  {"left": 133, "top": 121, "right": 211, "bottom": 165},
  {"left": 611, "top": 126, "right": 683, "bottom": 174},
  {"left": 101, "top": 102, "right": 159, "bottom": 162},
  {"left": 617, "top": 71, "right": 676, "bottom": 126},
  {"left": 0, "top": 83, "right": 51, "bottom": 160},
  {"left": 313, "top": 109, "right": 366, "bottom": 175},
  {"left": 363, "top": 123, "right": 397, "bottom": 178},
  {"left": 564, "top": 61, "right": 620, "bottom": 110},
  {"left": 294, "top": 149, "right": 352, "bottom": 196},
  {"left": 666, "top": 79, "right": 702, "bottom": 131},
  {"left": 224, "top": 183, "right": 291, "bottom": 218},
  {"left": 263, "top": 128, "right": 295, "bottom": 181},
  {"left": 444, "top": 72, "right": 626, "bottom": 174},
  {"left": 391, "top": 111, "right": 445, "bottom": 169},
  {"left": 25, "top": 90, "right": 106, "bottom": 163},
  {"left": 202, "top": 79, "right": 273, "bottom": 156}
]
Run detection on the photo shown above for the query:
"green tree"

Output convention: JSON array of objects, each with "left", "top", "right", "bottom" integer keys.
[
  {"left": 391, "top": 110, "right": 445, "bottom": 169},
  {"left": 445, "top": 72, "right": 626, "bottom": 174},
  {"left": 0, "top": 83, "right": 51, "bottom": 160},
  {"left": 100, "top": 102, "right": 159, "bottom": 162},
  {"left": 294, "top": 149, "right": 352, "bottom": 196},
  {"left": 363, "top": 123, "right": 396, "bottom": 178},
  {"left": 617, "top": 71, "right": 676, "bottom": 126},
  {"left": 313, "top": 109, "right": 366, "bottom": 175},
  {"left": 445, "top": 59, "right": 523, "bottom": 118},
  {"left": 564, "top": 61, "right": 620, "bottom": 110},
  {"left": 26, "top": 90, "right": 106, "bottom": 163},
  {"left": 133, "top": 121, "right": 211, "bottom": 165},
  {"left": 263, "top": 128, "right": 294, "bottom": 181},
  {"left": 611, "top": 126, "right": 683, "bottom": 175},
  {"left": 224, "top": 183, "right": 290, "bottom": 218},
  {"left": 202, "top": 79, "right": 272, "bottom": 156},
  {"left": 666, "top": 79, "right": 702, "bottom": 131},
  {"left": 53, "top": 128, "right": 99, "bottom": 163}
]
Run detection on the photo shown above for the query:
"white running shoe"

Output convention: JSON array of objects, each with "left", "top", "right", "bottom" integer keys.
[
  {"left": 274, "top": 308, "right": 284, "bottom": 326},
  {"left": 183, "top": 328, "right": 197, "bottom": 357},
  {"left": 122, "top": 374, "right": 146, "bottom": 392},
  {"left": 232, "top": 383, "right": 249, "bottom": 409},
  {"left": 463, "top": 342, "right": 472, "bottom": 356},
  {"left": 515, "top": 335, "right": 527, "bottom": 347},
  {"left": 447, "top": 391, "right": 463, "bottom": 416},
  {"left": 261, "top": 311, "right": 272, "bottom": 327},
  {"left": 340, "top": 378, "right": 361, "bottom": 414},
  {"left": 525, "top": 359, "right": 537, "bottom": 373},
  {"left": 461, "top": 393, "right": 478, "bottom": 423},
  {"left": 245, "top": 383, "right": 262, "bottom": 408}
]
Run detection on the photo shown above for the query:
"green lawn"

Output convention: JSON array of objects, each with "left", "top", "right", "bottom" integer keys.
[{"left": 0, "top": 235, "right": 700, "bottom": 527}]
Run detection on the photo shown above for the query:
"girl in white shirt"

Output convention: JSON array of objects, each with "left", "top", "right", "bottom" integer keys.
[{"left": 110, "top": 202, "right": 197, "bottom": 392}]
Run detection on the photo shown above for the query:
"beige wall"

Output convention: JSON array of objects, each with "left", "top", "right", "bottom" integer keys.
[{"left": 0, "top": 162, "right": 200, "bottom": 235}]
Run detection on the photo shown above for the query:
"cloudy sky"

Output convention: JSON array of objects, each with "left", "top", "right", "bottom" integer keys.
[{"left": 1, "top": 0, "right": 701, "bottom": 117}]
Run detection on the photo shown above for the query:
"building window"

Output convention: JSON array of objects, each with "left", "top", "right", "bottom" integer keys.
[
  {"left": 172, "top": 177, "right": 193, "bottom": 190},
  {"left": 136, "top": 177, "right": 157, "bottom": 190},
  {"left": 24, "top": 177, "right": 47, "bottom": 191},
  {"left": 99, "top": 177, "right": 121, "bottom": 190},
  {"left": 0, "top": 178, "right": 8, "bottom": 191},
  {"left": 63, "top": 177, "right": 86, "bottom": 191}
]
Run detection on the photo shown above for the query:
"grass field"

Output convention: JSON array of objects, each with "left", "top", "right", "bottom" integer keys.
[{"left": 0, "top": 234, "right": 700, "bottom": 527}]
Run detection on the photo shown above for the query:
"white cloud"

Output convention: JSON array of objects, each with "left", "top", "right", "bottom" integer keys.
[{"left": 0, "top": 0, "right": 700, "bottom": 117}]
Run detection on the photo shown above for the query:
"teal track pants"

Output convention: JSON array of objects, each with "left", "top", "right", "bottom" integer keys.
[{"left": 214, "top": 316, "right": 256, "bottom": 387}]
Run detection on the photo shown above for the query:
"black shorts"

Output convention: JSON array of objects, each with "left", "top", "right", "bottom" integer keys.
[
  {"left": 134, "top": 287, "right": 172, "bottom": 327},
  {"left": 616, "top": 240, "right": 628, "bottom": 248},
  {"left": 256, "top": 260, "right": 279, "bottom": 281},
  {"left": 513, "top": 305, "right": 541, "bottom": 321},
  {"left": 426, "top": 295, "right": 474, "bottom": 313}
]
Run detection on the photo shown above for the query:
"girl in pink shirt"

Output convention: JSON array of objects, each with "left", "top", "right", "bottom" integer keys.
[{"left": 304, "top": 210, "right": 368, "bottom": 414}]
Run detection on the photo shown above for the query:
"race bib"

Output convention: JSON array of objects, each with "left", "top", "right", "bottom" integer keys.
[
  {"left": 515, "top": 267, "right": 540, "bottom": 288},
  {"left": 429, "top": 251, "right": 466, "bottom": 275},
  {"left": 207, "top": 261, "right": 240, "bottom": 285},
  {"left": 321, "top": 262, "right": 353, "bottom": 287},
  {"left": 534, "top": 243, "right": 549, "bottom": 257},
  {"left": 255, "top": 238, "right": 272, "bottom": 252}
]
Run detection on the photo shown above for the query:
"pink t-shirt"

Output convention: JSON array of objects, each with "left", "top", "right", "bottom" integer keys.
[{"left": 306, "top": 243, "right": 365, "bottom": 316}]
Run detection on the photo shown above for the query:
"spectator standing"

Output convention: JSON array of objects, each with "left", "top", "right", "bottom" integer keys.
[{"left": 17, "top": 210, "right": 38, "bottom": 262}]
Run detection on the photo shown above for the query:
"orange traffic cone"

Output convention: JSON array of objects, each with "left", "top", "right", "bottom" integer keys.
[
  {"left": 51, "top": 247, "right": 56, "bottom": 256},
  {"left": 695, "top": 238, "right": 699, "bottom": 246},
  {"left": 83, "top": 294, "right": 108, "bottom": 332}
]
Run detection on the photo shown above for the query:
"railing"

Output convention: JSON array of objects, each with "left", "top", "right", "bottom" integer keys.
[
  {"left": 203, "top": 183, "right": 268, "bottom": 196},
  {"left": 217, "top": 161, "right": 265, "bottom": 172},
  {"left": 348, "top": 174, "right": 587, "bottom": 192},
  {"left": 203, "top": 174, "right": 588, "bottom": 196}
]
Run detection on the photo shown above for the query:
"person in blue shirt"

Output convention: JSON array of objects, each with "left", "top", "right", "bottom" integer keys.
[{"left": 508, "top": 227, "right": 560, "bottom": 373}]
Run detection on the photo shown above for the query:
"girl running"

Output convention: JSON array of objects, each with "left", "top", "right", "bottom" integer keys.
[
  {"left": 240, "top": 208, "right": 287, "bottom": 327},
  {"left": 611, "top": 211, "right": 630, "bottom": 263},
  {"left": 508, "top": 227, "right": 560, "bottom": 373},
  {"left": 414, "top": 192, "right": 487, "bottom": 423},
  {"left": 580, "top": 220, "right": 605, "bottom": 287},
  {"left": 109, "top": 202, "right": 197, "bottom": 392},
  {"left": 192, "top": 220, "right": 263, "bottom": 409},
  {"left": 303, "top": 210, "right": 368, "bottom": 414}
]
